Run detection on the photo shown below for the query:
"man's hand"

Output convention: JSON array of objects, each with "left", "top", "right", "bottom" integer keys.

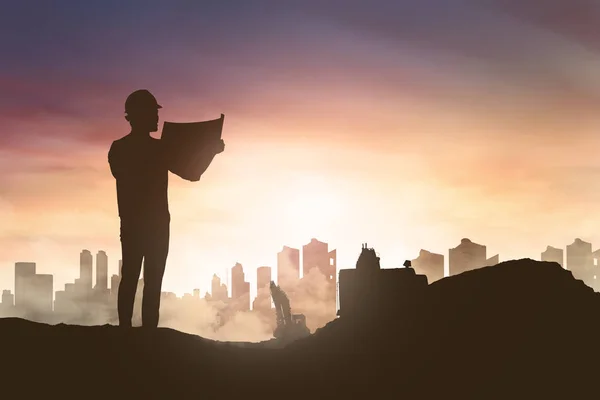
[
  {"left": 207, "top": 139, "right": 225, "bottom": 155},
  {"left": 216, "top": 139, "right": 225, "bottom": 154}
]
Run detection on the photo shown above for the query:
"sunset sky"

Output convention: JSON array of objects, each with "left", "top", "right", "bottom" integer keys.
[{"left": 2, "top": 0, "right": 600, "bottom": 298}]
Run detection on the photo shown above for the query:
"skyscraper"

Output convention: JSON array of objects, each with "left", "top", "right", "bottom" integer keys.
[
  {"left": 14, "top": 262, "right": 36, "bottom": 310},
  {"left": 302, "top": 238, "right": 337, "bottom": 282},
  {"left": 277, "top": 246, "right": 300, "bottom": 289},
  {"left": 302, "top": 238, "right": 329, "bottom": 278},
  {"left": 231, "top": 263, "right": 244, "bottom": 299},
  {"left": 541, "top": 246, "right": 563, "bottom": 266},
  {"left": 110, "top": 274, "right": 121, "bottom": 297},
  {"left": 80, "top": 250, "right": 93, "bottom": 290},
  {"left": 449, "top": 238, "right": 487, "bottom": 276},
  {"left": 412, "top": 249, "right": 444, "bottom": 283},
  {"left": 302, "top": 238, "right": 337, "bottom": 286},
  {"left": 31, "top": 274, "right": 53, "bottom": 314},
  {"left": 231, "top": 263, "right": 250, "bottom": 312},
  {"left": 96, "top": 250, "right": 108, "bottom": 290},
  {"left": 566, "top": 238, "right": 595, "bottom": 288},
  {"left": 211, "top": 274, "right": 221, "bottom": 299},
  {"left": 2, "top": 290, "right": 15, "bottom": 307},
  {"left": 302, "top": 238, "right": 337, "bottom": 318},
  {"left": 0, "top": 289, "right": 15, "bottom": 317},
  {"left": 253, "top": 266, "right": 273, "bottom": 315},
  {"left": 257, "top": 267, "right": 272, "bottom": 293},
  {"left": 211, "top": 274, "right": 228, "bottom": 303}
]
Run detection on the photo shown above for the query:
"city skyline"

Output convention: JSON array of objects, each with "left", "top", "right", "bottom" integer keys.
[
  {"left": 3, "top": 234, "right": 600, "bottom": 343},
  {"left": 3, "top": 235, "right": 600, "bottom": 301},
  {"left": 1, "top": 238, "right": 343, "bottom": 340}
]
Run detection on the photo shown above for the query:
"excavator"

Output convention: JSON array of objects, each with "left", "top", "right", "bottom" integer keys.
[{"left": 270, "top": 281, "right": 310, "bottom": 342}]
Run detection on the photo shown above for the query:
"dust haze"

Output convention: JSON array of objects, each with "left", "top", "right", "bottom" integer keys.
[{"left": 0, "top": 265, "right": 336, "bottom": 342}]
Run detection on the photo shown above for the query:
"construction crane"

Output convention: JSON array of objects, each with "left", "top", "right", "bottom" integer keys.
[{"left": 269, "top": 281, "right": 310, "bottom": 342}]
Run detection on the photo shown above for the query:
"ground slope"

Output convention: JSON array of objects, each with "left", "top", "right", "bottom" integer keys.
[{"left": 1, "top": 259, "right": 598, "bottom": 398}]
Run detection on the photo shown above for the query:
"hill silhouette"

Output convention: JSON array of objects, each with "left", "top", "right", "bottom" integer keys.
[{"left": 1, "top": 259, "right": 598, "bottom": 398}]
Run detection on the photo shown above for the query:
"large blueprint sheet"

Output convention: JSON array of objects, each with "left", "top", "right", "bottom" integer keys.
[{"left": 160, "top": 114, "right": 224, "bottom": 182}]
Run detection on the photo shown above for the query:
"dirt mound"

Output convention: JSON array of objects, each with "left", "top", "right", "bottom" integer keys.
[{"left": 1, "top": 259, "right": 598, "bottom": 398}]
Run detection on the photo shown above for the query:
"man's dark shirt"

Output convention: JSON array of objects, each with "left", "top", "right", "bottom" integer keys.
[{"left": 108, "top": 134, "right": 170, "bottom": 228}]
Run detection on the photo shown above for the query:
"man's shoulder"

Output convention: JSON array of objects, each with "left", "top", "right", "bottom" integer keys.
[
  {"left": 113, "top": 134, "right": 133, "bottom": 145},
  {"left": 108, "top": 135, "right": 131, "bottom": 161},
  {"left": 110, "top": 134, "right": 134, "bottom": 150}
]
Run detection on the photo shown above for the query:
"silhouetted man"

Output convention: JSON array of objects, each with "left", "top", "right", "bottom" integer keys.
[{"left": 108, "top": 89, "right": 224, "bottom": 328}]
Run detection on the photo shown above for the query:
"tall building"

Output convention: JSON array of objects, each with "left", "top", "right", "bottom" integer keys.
[
  {"left": 14, "top": 262, "right": 36, "bottom": 310},
  {"left": 302, "top": 238, "right": 337, "bottom": 317},
  {"left": 302, "top": 238, "right": 337, "bottom": 284},
  {"left": 211, "top": 274, "right": 221, "bottom": 299},
  {"left": 111, "top": 274, "right": 121, "bottom": 297},
  {"left": 254, "top": 266, "right": 272, "bottom": 314},
  {"left": 55, "top": 280, "right": 81, "bottom": 316},
  {"left": 96, "top": 250, "right": 108, "bottom": 290},
  {"left": 328, "top": 249, "right": 337, "bottom": 286},
  {"left": 211, "top": 274, "right": 228, "bottom": 303},
  {"left": 303, "top": 238, "right": 328, "bottom": 278},
  {"left": 566, "top": 238, "right": 595, "bottom": 288},
  {"left": 31, "top": 274, "right": 53, "bottom": 314},
  {"left": 257, "top": 267, "right": 272, "bottom": 293},
  {"left": 193, "top": 289, "right": 200, "bottom": 298},
  {"left": 231, "top": 263, "right": 250, "bottom": 312},
  {"left": 449, "top": 238, "right": 487, "bottom": 276},
  {"left": 593, "top": 249, "right": 600, "bottom": 291},
  {"left": 80, "top": 250, "right": 93, "bottom": 290},
  {"left": 2, "top": 290, "right": 14, "bottom": 306},
  {"left": 1, "top": 290, "right": 14, "bottom": 311},
  {"left": 231, "top": 263, "right": 244, "bottom": 299},
  {"left": 119, "top": 259, "right": 123, "bottom": 276},
  {"left": 412, "top": 249, "right": 444, "bottom": 283},
  {"left": 593, "top": 249, "right": 600, "bottom": 266},
  {"left": 65, "top": 283, "right": 75, "bottom": 293},
  {"left": 542, "top": 246, "right": 564, "bottom": 267},
  {"left": 0, "top": 290, "right": 15, "bottom": 316},
  {"left": 277, "top": 246, "right": 300, "bottom": 289},
  {"left": 54, "top": 290, "right": 69, "bottom": 315}
]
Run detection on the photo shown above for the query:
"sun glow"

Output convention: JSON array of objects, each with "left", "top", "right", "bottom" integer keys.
[
  {"left": 277, "top": 174, "right": 345, "bottom": 240},
  {"left": 283, "top": 194, "right": 338, "bottom": 228}
]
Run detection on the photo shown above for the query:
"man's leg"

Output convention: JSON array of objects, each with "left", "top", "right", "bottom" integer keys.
[
  {"left": 118, "top": 225, "right": 144, "bottom": 328},
  {"left": 142, "top": 221, "right": 169, "bottom": 328}
]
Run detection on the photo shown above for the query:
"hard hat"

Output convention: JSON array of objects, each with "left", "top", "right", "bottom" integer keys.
[{"left": 125, "top": 89, "right": 162, "bottom": 114}]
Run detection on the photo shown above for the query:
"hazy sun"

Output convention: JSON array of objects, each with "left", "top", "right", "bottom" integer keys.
[
  {"left": 284, "top": 194, "right": 338, "bottom": 225},
  {"left": 278, "top": 175, "right": 343, "bottom": 239}
]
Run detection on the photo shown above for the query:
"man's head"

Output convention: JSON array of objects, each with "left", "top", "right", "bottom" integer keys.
[{"left": 124, "top": 89, "right": 162, "bottom": 132}]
